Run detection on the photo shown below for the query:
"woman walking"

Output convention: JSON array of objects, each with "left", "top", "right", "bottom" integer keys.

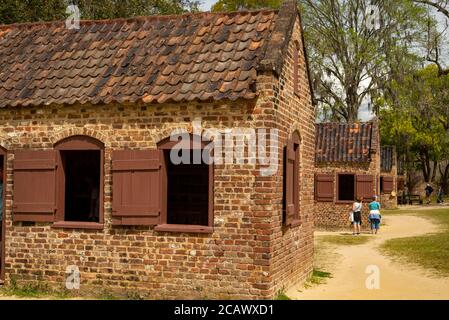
[
  {"left": 368, "top": 196, "right": 382, "bottom": 235},
  {"left": 352, "top": 197, "right": 363, "bottom": 235}
]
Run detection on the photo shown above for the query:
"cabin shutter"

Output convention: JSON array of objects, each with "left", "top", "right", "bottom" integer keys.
[
  {"left": 13, "top": 150, "right": 57, "bottom": 222},
  {"left": 382, "top": 176, "right": 394, "bottom": 193},
  {"left": 284, "top": 140, "right": 296, "bottom": 225},
  {"left": 315, "top": 174, "right": 334, "bottom": 202},
  {"left": 356, "top": 174, "right": 375, "bottom": 200},
  {"left": 112, "top": 150, "right": 163, "bottom": 225}
]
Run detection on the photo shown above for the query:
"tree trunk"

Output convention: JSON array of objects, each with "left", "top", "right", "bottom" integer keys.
[
  {"left": 431, "top": 160, "right": 438, "bottom": 182},
  {"left": 441, "top": 163, "right": 449, "bottom": 194},
  {"left": 419, "top": 149, "right": 431, "bottom": 182}
]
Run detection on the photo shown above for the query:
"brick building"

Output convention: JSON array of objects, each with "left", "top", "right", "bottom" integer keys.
[
  {"left": 0, "top": 1, "right": 315, "bottom": 299},
  {"left": 379, "top": 145, "right": 398, "bottom": 208},
  {"left": 314, "top": 121, "right": 397, "bottom": 229}
]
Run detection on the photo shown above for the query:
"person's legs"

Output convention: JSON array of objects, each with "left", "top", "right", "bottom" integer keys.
[{"left": 370, "top": 220, "right": 377, "bottom": 234}]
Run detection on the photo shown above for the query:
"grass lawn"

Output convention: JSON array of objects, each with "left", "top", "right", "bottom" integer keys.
[
  {"left": 319, "top": 234, "right": 372, "bottom": 246},
  {"left": 381, "top": 208, "right": 449, "bottom": 276}
]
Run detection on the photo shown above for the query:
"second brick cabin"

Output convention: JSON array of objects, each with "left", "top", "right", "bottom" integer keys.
[{"left": 314, "top": 121, "right": 398, "bottom": 229}]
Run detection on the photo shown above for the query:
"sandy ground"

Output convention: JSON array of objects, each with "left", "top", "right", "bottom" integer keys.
[{"left": 287, "top": 212, "right": 449, "bottom": 300}]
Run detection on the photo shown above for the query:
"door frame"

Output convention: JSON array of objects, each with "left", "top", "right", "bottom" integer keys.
[{"left": 0, "top": 147, "right": 6, "bottom": 281}]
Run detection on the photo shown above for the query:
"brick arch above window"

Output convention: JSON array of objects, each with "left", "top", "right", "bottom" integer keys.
[
  {"left": 54, "top": 135, "right": 104, "bottom": 150},
  {"left": 50, "top": 127, "right": 110, "bottom": 148},
  {"left": 153, "top": 126, "right": 194, "bottom": 146},
  {"left": 288, "top": 122, "right": 302, "bottom": 139},
  {"left": 0, "top": 134, "right": 12, "bottom": 150},
  {"left": 157, "top": 133, "right": 211, "bottom": 150},
  {"left": 291, "top": 130, "right": 301, "bottom": 145}
]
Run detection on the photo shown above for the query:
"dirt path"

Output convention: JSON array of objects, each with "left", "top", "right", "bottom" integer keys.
[{"left": 287, "top": 214, "right": 449, "bottom": 300}]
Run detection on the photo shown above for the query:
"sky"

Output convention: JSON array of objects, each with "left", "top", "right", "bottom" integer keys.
[{"left": 200, "top": 0, "right": 215, "bottom": 11}]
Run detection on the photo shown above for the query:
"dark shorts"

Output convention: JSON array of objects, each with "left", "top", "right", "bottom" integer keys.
[
  {"left": 370, "top": 218, "right": 381, "bottom": 230},
  {"left": 353, "top": 211, "right": 362, "bottom": 224}
]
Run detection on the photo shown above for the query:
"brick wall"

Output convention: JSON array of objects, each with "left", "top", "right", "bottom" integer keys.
[
  {"left": 268, "top": 16, "right": 315, "bottom": 295},
  {"left": 0, "top": 99, "right": 277, "bottom": 299},
  {"left": 380, "top": 147, "right": 398, "bottom": 209}
]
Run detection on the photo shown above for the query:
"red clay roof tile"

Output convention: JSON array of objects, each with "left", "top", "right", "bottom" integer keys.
[
  {"left": 0, "top": 8, "right": 286, "bottom": 108},
  {"left": 315, "top": 122, "right": 375, "bottom": 163}
]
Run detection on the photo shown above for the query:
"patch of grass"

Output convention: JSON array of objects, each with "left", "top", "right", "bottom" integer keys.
[
  {"left": 97, "top": 290, "right": 120, "bottom": 300},
  {"left": 319, "top": 234, "right": 372, "bottom": 246},
  {"left": 1, "top": 279, "right": 52, "bottom": 298},
  {"left": 380, "top": 208, "right": 449, "bottom": 276},
  {"left": 125, "top": 291, "right": 146, "bottom": 300},
  {"left": 275, "top": 291, "right": 291, "bottom": 300},
  {"left": 304, "top": 269, "right": 332, "bottom": 288}
]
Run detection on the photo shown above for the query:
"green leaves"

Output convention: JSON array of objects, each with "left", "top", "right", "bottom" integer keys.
[
  {"left": 379, "top": 66, "right": 449, "bottom": 178},
  {"left": 211, "top": 0, "right": 281, "bottom": 12},
  {"left": 0, "top": 0, "right": 201, "bottom": 24}
]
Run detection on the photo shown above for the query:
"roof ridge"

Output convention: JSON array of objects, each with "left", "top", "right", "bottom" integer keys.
[
  {"left": 0, "top": 8, "right": 279, "bottom": 30},
  {"left": 258, "top": 0, "right": 297, "bottom": 75}
]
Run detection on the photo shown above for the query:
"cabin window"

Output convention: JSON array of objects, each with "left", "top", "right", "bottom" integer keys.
[
  {"left": 338, "top": 174, "right": 355, "bottom": 201},
  {"left": 54, "top": 136, "right": 104, "bottom": 228},
  {"left": 155, "top": 135, "right": 213, "bottom": 233},
  {"left": 293, "top": 41, "right": 300, "bottom": 96},
  {"left": 61, "top": 150, "right": 100, "bottom": 222},
  {"left": 166, "top": 150, "right": 209, "bottom": 226}
]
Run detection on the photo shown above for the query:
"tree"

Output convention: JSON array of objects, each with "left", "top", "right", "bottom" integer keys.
[
  {"left": 0, "top": 0, "right": 201, "bottom": 24},
  {"left": 379, "top": 66, "right": 449, "bottom": 189},
  {"left": 414, "top": 0, "right": 449, "bottom": 18},
  {"left": 413, "top": 0, "right": 449, "bottom": 76},
  {"left": 211, "top": 0, "right": 281, "bottom": 12},
  {"left": 301, "top": 0, "right": 429, "bottom": 122}
]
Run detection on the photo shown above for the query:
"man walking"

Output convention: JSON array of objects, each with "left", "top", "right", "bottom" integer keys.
[{"left": 425, "top": 183, "right": 434, "bottom": 205}]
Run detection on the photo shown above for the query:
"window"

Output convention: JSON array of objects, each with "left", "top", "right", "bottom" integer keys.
[
  {"left": 283, "top": 131, "right": 300, "bottom": 226},
  {"left": 337, "top": 173, "right": 375, "bottom": 202},
  {"left": 337, "top": 174, "right": 355, "bottom": 202},
  {"left": 293, "top": 41, "right": 300, "bottom": 96},
  {"left": 380, "top": 176, "right": 384, "bottom": 193},
  {"left": 61, "top": 150, "right": 100, "bottom": 222},
  {"left": 54, "top": 136, "right": 104, "bottom": 229},
  {"left": 154, "top": 135, "right": 213, "bottom": 233}
]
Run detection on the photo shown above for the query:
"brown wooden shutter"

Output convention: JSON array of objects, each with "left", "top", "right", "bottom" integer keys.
[
  {"left": 284, "top": 140, "right": 296, "bottom": 225},
  {"left": 315, "top": 174, "right": 334, "bottom": 202},
  {"left": 112, "top": 150, "right": 163, "bottom": 225},
  {"left": 356, "top": 174, "right": 375, "bottom": 200},
  {"left": 13, "top": 150, "right": 57, "bottom": 222},
  {"left": 382, "top": 176, "right": 394, "bottom": 193}
]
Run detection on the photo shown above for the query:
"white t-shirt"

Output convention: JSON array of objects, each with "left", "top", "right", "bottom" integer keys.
[{"left": 353, "top": 202, "right": 362, "bottom": 212}]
